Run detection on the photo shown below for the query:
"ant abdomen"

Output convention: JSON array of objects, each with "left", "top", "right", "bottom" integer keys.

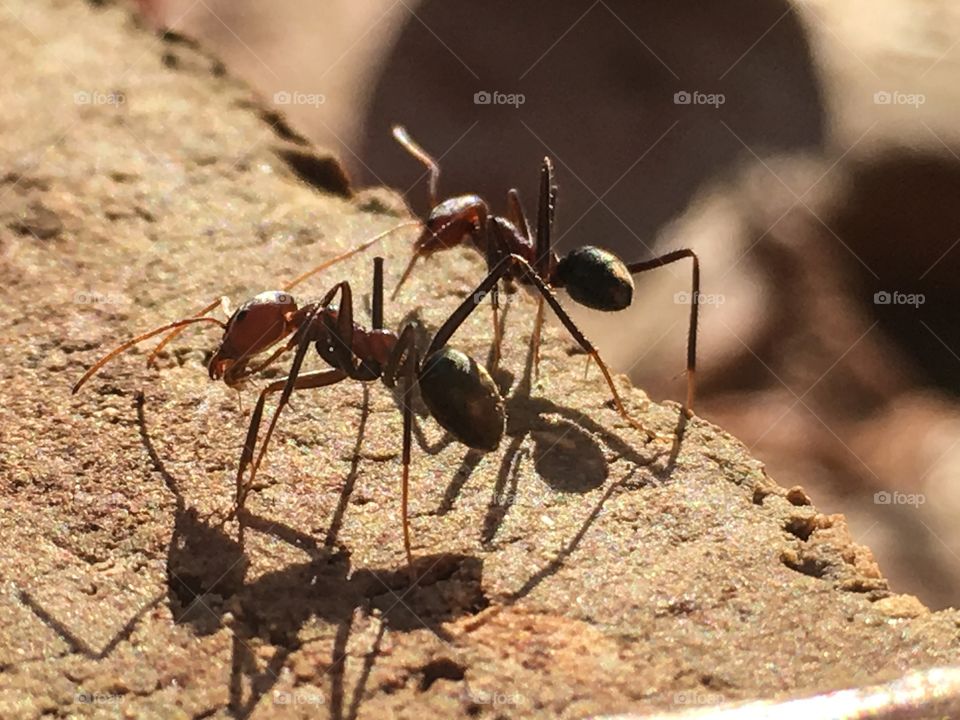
[
  {"left": 554, "top": 246, "right": 634, "bottom": 312},
  {"left": 418, "top": 346, "right": 505, "bottom": 452}
]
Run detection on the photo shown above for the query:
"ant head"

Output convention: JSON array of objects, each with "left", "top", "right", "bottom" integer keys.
[
  {"left": 209, "top": 291, "right": 298, "bottom": 384},
  {"left": 554, "top": 246, "right": 633, "bottom": 311},
  {"left": 419, "top": 347, "right": 505, "bottom": 452}
]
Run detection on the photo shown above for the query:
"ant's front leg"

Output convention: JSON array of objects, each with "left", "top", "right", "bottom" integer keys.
[
  {"left": 625, "top": 249, "right": 700, "bottom": 417},
  {"left": 233, "top": 367, "right": 347, "bottom": 514},
  {"left": 233, "top": 302, "right": 340, "bottom": 514}
]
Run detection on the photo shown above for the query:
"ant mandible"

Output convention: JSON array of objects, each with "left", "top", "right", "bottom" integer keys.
[{"left": 391, "top": 126, "right": 701, "bottom": 417}]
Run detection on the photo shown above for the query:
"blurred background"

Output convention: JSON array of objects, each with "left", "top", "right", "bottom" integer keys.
[{"left": 136, "top": 0, "right": 960, "bottom": 609}]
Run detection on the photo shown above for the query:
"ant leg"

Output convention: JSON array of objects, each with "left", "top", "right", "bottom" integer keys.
[
  {"left": 238, "top": 301, "right": 338, "bottom": 509},
  {"left": 382, "top": 325, "right": 419, "bottom": 565},
  {"left": 534, "top": 157, "right": 556, "bottom": 277},
  {"left": 626, "top": 249, "right": 700, "bottom": 417},
  {"left": 490, "top": 295, "right": 502, "bottom": 371},
  {"left": 231, "top": 344, "right": 290, "bottom": 384},
  {"left": 243, "top": 271, "right": 365, "bottom": 499},
  {"left": 428, "top": 255, "right": 656, "bottom": 440},
  {"left": 73, "top": 316, "right": 225, "bottom": 394},
  {"left": 506, "top": 188, "right": 531, "bottom": 241},
  {"left": 530, "top": 296, "right": 545, "bottom": 381},
  {"left": 234, "top": 368, "right": 347, "bottom": 513},
  {"left": 482, "top": 234, "right": 504, "bottom": 371},
  {"left": 401, "top": 343, "right": 418, "bottom": 568},
  {"left": 392, "top": 126, "right": 439, "bottom": 207},
  {"left": 372, "top": 257, "right": 384, "bottom": 330},
  {"left": 528, "top": 157, "right": 556, "bottom": 380}
]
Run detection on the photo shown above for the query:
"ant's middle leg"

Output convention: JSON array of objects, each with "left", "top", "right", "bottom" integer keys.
[{"left": 529, "top": 157, "right": 556, "bottom": 382}]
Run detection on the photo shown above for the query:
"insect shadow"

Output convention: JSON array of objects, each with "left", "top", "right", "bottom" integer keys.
[
  {"left": 415, "top": 296, "right": 681, "bottom": 546},
  {"left": 33, "top": 337, "right": 681, "bottom": 718},
  {"left": 132, "top": 389, "right": 486, "bottom": 719}
]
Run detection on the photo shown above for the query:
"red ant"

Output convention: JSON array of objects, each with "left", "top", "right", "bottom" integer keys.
[
  {"left": 74, "top": 249, "right": 659, "bottom": 565},
  {"left": 390, "top": 126, "right": 701, "bottom": 416},
  {"left": 229, "top": 252, "right": 659, "bottom": 564},
  {"left": 96, "top": 127, "right": 699, "bottom": 419},
  {"left": 73, "top": 255, "right": 503, "bottom": 563}
]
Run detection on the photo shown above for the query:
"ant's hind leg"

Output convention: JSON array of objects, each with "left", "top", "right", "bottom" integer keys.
[
  {"left": 626, "top": 249, "right": 700, "bottom": 417},
  {"left": 427, "top": 254, "right": 658, "bottom": 441},
  {"left": 530, "top": 295, "right": 545, "bottom": 381},
  {"left": 511, "top": 257, "right": 659, "bottom": 441}
]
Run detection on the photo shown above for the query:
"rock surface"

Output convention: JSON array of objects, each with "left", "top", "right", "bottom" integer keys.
[{"left": 0, "top": 1, "right": 957, "bottom": 718}]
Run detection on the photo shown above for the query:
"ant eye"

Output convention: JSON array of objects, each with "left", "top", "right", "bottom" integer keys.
[{"left": 229, "top": 309, "right": 249, "bottom": 329}]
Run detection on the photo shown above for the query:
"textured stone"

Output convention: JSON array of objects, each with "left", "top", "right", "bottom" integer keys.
[{"left": 0, "top": 2, "right": 957, "bottom": 719}]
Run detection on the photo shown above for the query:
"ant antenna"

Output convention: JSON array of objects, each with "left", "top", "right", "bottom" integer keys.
[
  {"left": 392, "top": 125, "right": 439, "bottom": 207},
  {"left": 283, "top": 221, "right": 419, "bottom": 292},
  {"left": 144, "top": 221, "right": 419, "bottom": 367},
  {"left": 73, "top": 316, "right": 226, "bottom": 394}
]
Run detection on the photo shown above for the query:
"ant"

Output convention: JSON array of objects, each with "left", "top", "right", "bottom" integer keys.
[
  {"left": 390, "top": 126, "right": 701, "bottom": 416},
  {"left": 73, "top": 251, "right": 654, "bottom": 563},
  {"left": 231, "top": 250, "right": 660, "bottom": 564},
  {"left": 72, "top": 256, "right": 502, "bottom": 564}
]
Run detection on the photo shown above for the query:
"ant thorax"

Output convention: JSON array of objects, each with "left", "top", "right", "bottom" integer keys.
[{"left": 485, "top": 216, "right": 535, "bottom": 265}]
